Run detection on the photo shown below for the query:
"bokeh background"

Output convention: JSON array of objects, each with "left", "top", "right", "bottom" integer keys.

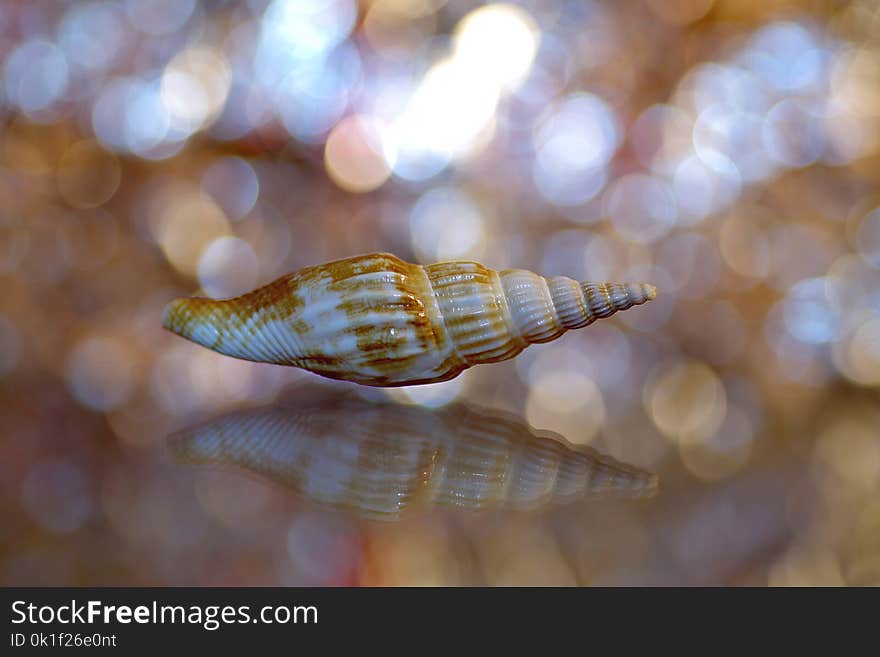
[{"left": 2, "top": 0, "right": 880, "bottom": 585}]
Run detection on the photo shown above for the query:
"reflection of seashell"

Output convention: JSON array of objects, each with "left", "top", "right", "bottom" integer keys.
[
  {"left": 162, "top": 252, "right": 656, "bottom": 386},
  {"left": 169, "top": 393, "right": 658, "bottom": 521}
]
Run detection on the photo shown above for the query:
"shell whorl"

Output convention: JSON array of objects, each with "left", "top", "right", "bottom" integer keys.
[
  {"left": 162, "top": 274, "right": 307, "bottom": 366},
  {"left": 162, "top": 253, "right": 656, "bottom": 386},
  {"left": 425, "top": 262, "right": 656, "bottom": 368},
  {"left": 170, "top": 397, "right": 659, "bottom": 520}
]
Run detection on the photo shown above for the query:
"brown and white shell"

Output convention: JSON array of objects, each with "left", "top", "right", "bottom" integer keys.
[
  {"left": 169, "top": 395, "right": 658, "bottom": 521},
  {"left": 162, "top": 252, "right": 656, "bottom": 386}
]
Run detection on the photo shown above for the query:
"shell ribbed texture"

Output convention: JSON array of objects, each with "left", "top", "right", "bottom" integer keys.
[
  {"left": 163, "top": 253, "right": 656, "bottom": 386},
  {"left": 171, "top": 398, "right": 659, "bottom": 520}
]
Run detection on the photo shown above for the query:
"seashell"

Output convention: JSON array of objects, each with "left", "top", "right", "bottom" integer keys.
[
  {"left": 162, "top": 252, "right": 656, "bottom": 386},
  {"left": 169, "top": 392, "right": 658, "bottom": 521}
]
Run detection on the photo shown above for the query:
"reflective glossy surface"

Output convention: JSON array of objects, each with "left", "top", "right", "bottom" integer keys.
[
  {"left": 2, "top": 381, "right": 824, "bottom": 586},
  {"left": 170, "top": 392, "right": 658, "bottom": 521}
]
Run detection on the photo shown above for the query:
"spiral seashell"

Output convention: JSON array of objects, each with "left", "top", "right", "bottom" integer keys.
[
  {"left": 169, "top": 393, "right": 657, "bottom": 521},
  {"left": 162, "top": 252, "right": 656, "bottom": 386}
]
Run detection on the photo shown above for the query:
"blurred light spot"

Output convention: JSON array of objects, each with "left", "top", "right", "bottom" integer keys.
[
  {"left": 150, "top": 344, "right": 205, "bottom": 416},
  {"left": 363, "top": 0, "right": 439, "bottom": 59},
  {"left": 201, "top": 157, "right": 259, "bottom": 222},
  {"left": 585, "top": 234, "right": 627, "bottom": 281},
  {"left": 59, "top": 2, "right": 127, "bottom": 75},
  {"left": 665, "top": 19, "right": 842, "bottom": 203},
  {"left": 645, "top": 358, "right": 726, "bottom": 445},
  {"left": 0, "top": 314, "right": 20, "bottom": 378},
  {"left": 839, "top": 318, "right": 880, "bottom": 386},
  {"left": 324, "top": 115, "right": 392, "bottom": 193},
  {"left": 21, "top": 459, "right": 93, "bottom": 534},
  {"left": 385, "top": 376, "right": 464, "bottom": 408},
  {"left": 826, "top": 254, "right": 880, "bottom": 316},
  {"left": 679, "top": 406, "right": 754, "bottom": 481},
  {"left": 453, "top": 3, "right": 540, "bottom": 91},
  {"left": 526, "top": 371, "right": 605, "bottom": 445},
  {"left": 533, "top": 93, "right": 619, "bottom": 206},
  {"left": 245, "top": 208, "right": 293, "bottom": 274},
  {"left": 106, "top": 395, "right": 174, "bottom": 448},
  {"left": 719, "top": 209, "right": 772, "bottom": 280},
  {"left": 782, "top": 277, "right": 839, "bottom": 345},
  {"left": 828, "top": 46, "right": 880, "bottom": 160},
  {"left": 213, "top": 356, "right": 266, "bottom": 402},
  {"left": 745, "top": 22, "right": 823, "bottom": 92},
  {"left": 822, "top": 105, "right": 870, "bottom": 165},
  {"left": 856, "top": 207, "right": 880, "bottom": 268},
  {"left": 209, "top": 77, "right": 258, "bottom": 141},
  {"left": 272, "top": 43, "right": 361, "bottom": 143},
  {"left": 725, "top": 375, "right": 764, "bottom": 423},
  {"left": 152, "top": 342, "right": 267, "bottom": 414},
  {"left": 576, "top": 325, "right": 633, "bottom": 391},
  {"left": 518, "top": 327, "right": 630, "bottom": 392},
  {"left": 673, "top": 151, "right": 741, "bottom": 221},
  {"left": 197, "top": 236, "right": 260, "bottom": 298},
  {"left": 762, "top": 99, "right": 825, "bottom": 168},
  {"left": 261, "top": 0, "right": 357, "bottom": 64},
  {"left": 633, "top": 104, "right": 691, "bottom": 172},
  {"left": 56, "top": 140, "right": 121, "bottom": 208},
  {"left": 601, "top": 406, "right": 671, "bottom": 470},
  {"left": 603, "top": 174, "right": 676, "bottom": 244},
  {"left": 410, "top": 187, "right": 485, "bottom": 261},
  {"left": 156, "top": 192, "right": 231, "bottom": 277},
  {"left": 644, "top": 106, "right": 695, "bottom": 177},
  {"left": 92, "top": 77, "right": 173, "bottom": 157},
  {"left": 383, "top": 4, "right": 538, "bottom": 180},
  {"left": 512, "top": 34, "right": 571, "bottom": 111},
  {"left": 831, "top": 45, "right": 880, "bottom": 115},
  {"left": 3, "top": 39, "right": 69, "bottom": 115},
  {"left": 693, "top": 105, "right": 775, "bottom": 184},
  {"left": 161, "top": 47, "right": 231, "bottom": 135},
  {"left": 763, "top": 302, "right": 833, "bottom": 386},
  {"left": 379, "top": 3, "right": 539, "bottom": 178},
  {"left": 385, "top": 57, "right": 500, "bottom": 180},
  {"left": 540, "top": 230, "right": 619, "bottom": 283},
  {"left": 125, "top": 0, "right": 196, "bottom": 36},
  {"left": 66, "top": 335, "right": 136, "bottom": 412},
  {"left": 689, "top": 63, "right": 769, "bottom": 115},
  {"left": 656, "top": 232, "right": 721, "bottom": 299}
]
